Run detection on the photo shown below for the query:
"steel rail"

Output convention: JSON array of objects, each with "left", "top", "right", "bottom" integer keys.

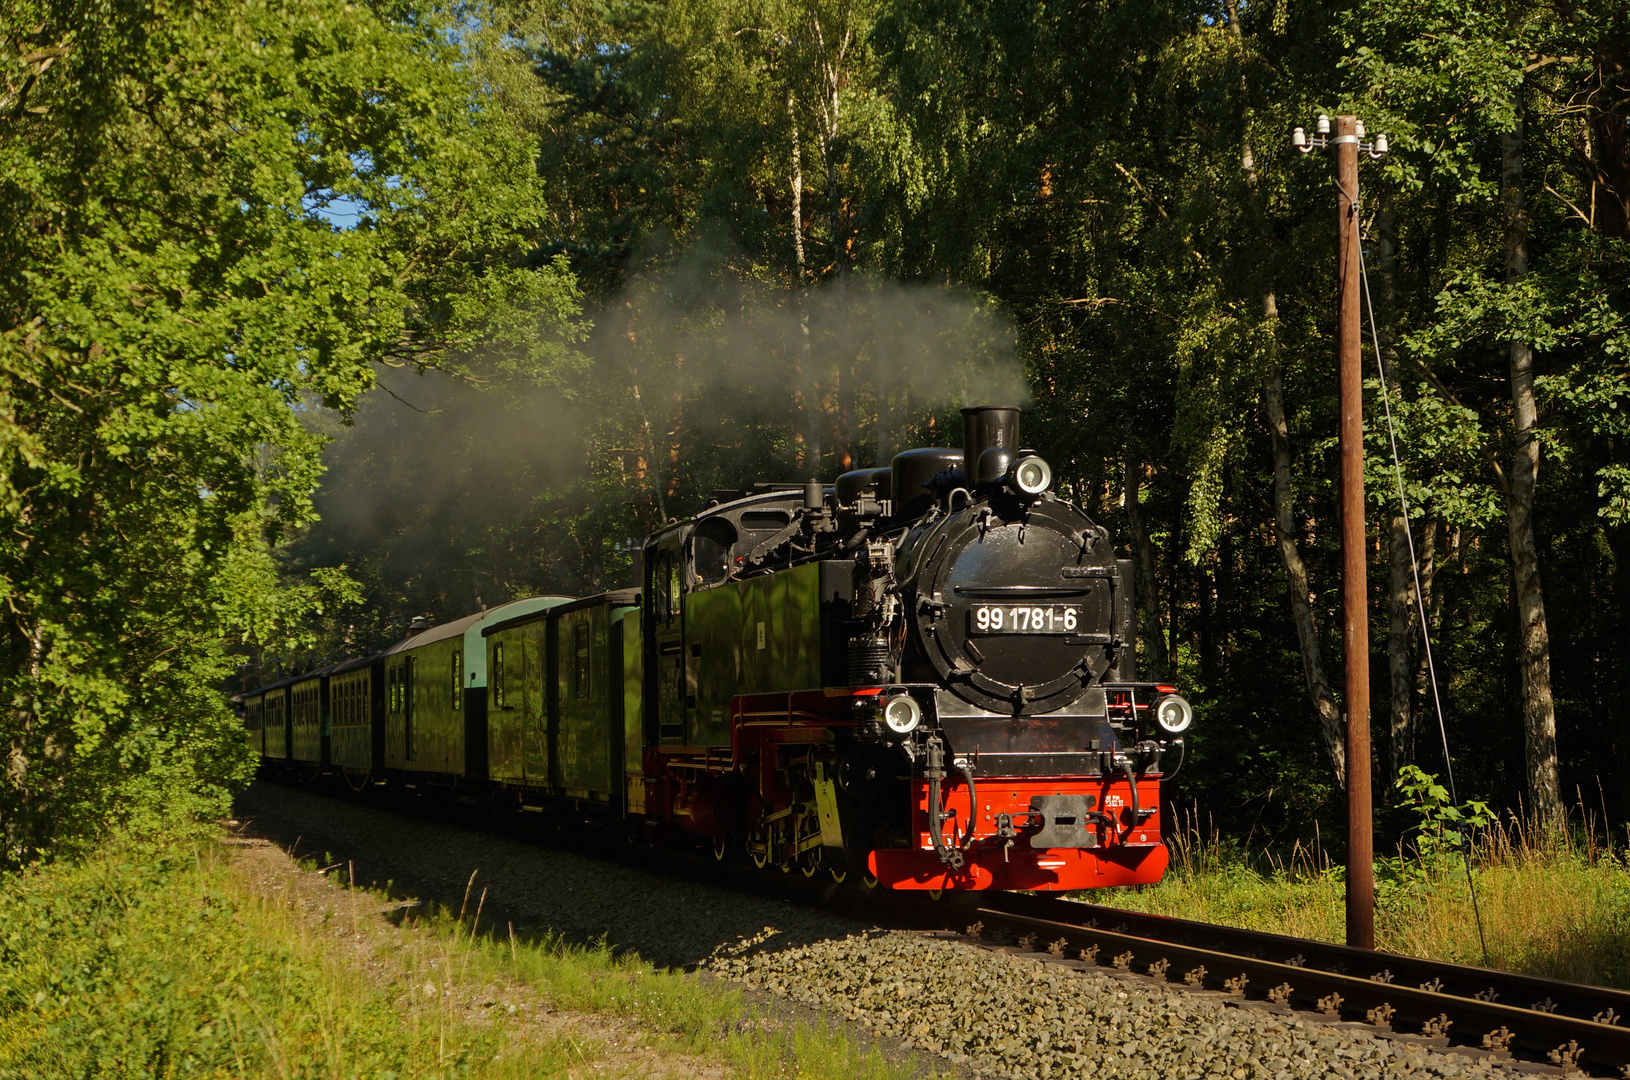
[{"left": 941, "top": 891, "right": 1630, "bottom": 1076}]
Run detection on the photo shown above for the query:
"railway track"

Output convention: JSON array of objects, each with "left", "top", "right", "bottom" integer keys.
[
  {"left": 927, "top": 890, "right": 1630, "bottom": 1077},
  {"left": 253, "top": 778, "right": 1630, "bottom": 1077}
]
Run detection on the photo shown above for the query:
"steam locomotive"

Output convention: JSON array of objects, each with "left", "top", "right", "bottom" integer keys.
[{"left": 239, "top": 405, "right": 1193, "bottom": 891}]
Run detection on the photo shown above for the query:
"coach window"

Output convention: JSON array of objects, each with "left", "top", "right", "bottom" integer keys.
[
  {"left": 404, "top": 655, "right": 416, "bottom": 758},
  {"left": 493, "top": 643, "right": 506, "bottom": 709},
  {"left": 451, "top": 652, "right": 462, "bottom": 710},
  {"left": 574, "top": 622, "right": 590, "bottom": 700}
]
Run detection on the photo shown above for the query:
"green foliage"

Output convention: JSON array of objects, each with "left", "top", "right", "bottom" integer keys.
[
  {"left": 0, "top": 838, "right": 490, "bottom": 1077},
  {"left": 0, "top": 0, "right": 579, "bottom": 863},
  {"left": 1376, "top": 766, "right": 1494, "bottom": 904},
  {"left": 1395, "top": 765, "right": 1494, "bottom": 855}
]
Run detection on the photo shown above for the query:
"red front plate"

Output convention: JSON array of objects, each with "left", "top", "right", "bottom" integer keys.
[
  {"left": 871, "top": 773, "right": 1168, "bottom": 890},
  {"left": 869, "top": 843, "right": 1169, "bottom": 891}
]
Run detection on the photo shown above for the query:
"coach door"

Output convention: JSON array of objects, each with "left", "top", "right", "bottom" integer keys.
[{"left": 646, "top": 536, "right": 686, "bottom": 744}]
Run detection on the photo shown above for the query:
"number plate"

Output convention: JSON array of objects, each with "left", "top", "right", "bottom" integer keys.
[{"left": 969, "top": 604, "right": 1081, "bottom": 634}]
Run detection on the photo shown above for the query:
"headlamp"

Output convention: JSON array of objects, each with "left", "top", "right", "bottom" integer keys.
[
  {"left": 1153, "top": 693, "right": 1194, "bottom": 735},
  {"left": 1011, "top": 455, "right": 1052, "bottom": 496},
  {"left": 882, "top": 693, "right": 922, "bottom": 735}
]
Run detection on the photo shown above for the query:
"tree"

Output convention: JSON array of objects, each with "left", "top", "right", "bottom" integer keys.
[
  {"left": 1345, "top": 0, "right": 1630, "bottom": 830},
  {"left": 0, "top": 0, "right": 579, "bottom": 863}
]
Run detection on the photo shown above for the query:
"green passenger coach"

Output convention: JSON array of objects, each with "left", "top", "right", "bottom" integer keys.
[
  {"left": 483, "top": 590, "right": 640, "bottom": 812},
  {"left": 381, "top": 597, "right": 573, "bottom": 780}
]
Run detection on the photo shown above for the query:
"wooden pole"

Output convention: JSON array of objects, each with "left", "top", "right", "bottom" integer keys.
[{"left": 1335, "top": 114, "right": 1374, "bottom": 951}]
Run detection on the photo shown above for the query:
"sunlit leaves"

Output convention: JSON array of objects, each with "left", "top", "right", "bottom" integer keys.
[{"left": 0, "top": 0, "right": 579, "bottom": 863}]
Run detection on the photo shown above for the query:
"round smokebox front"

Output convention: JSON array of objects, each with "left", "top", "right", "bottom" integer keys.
[{"left": 915, "top": 502, "right": 1117, "bottom": 715}]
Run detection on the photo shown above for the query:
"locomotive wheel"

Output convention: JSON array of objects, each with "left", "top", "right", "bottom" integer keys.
[
  {"left": 713, "top": 836, "right": 728, "bottom": 862},
  {"left": 858, "top": 870, "right": 878, "bottom": 892},
  {"left": 927, "top": 887, "right": 945, "bottom": 901},
  {"left": 750, "top": 846, "right": 769, "bottom": 869},
  {"left": 828, "top": 867, "right": 847, "bottom": 883},
  {"left": 344, "top": 770, "right": 370, "bottom": 794}
]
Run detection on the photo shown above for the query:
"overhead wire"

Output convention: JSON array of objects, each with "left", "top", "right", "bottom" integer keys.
[{"left": 1346, "top": 183, "right": 1492, "bottom": 967}]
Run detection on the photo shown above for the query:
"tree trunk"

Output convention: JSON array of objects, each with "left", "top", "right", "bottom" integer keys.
[
  {"left": 1265, "top": 363, "right": 1347, "bottom": 783},
  {"left": 1167, "top": 524, "right": 1180, "bottom": 663},
  {"left": 808, "top": 11, "right": 850, "bottom": 283},
  {"left": 1502, "top": 107, "right": 1565, "bottom": 830},
  {"left": 623, "top": 307, "right": 667, "bottom": 522},
  {"left": 1387, "top": 512, "right": 1415, "bottom": 787},
  {"left": 789, "top": 90, "right": 806, "bottom": 286},
  {"left": 1124, "top": 456, "right": 1170, "bottom": 679},
  {"left": 1413, "top": 516, "right": 1437, "bottom": 767},
  {"left": 1377, "top": 197, "right": 1415, "bottom": 789},
  {"left": 1228, "top": 1, "right": 1344, "bottom": 777},
  {"left": 788, "top": 90, "right": 817, "bottom": 473}
]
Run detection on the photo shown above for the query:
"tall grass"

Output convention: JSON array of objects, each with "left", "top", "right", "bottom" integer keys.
[
  {"left": 0, "top": 833, "right": 919, "bottom": 1079},
  {"left": 0, "top": 837, "right": 525, "bottom": 1078},
  {"left": 1094, "top": 806, "right": 1630, "bottom": 989}
]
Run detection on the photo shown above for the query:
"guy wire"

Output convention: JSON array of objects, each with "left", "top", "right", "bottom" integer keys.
[{"left": 1353, "top": 204, "right": 1491, "bottom": 968}]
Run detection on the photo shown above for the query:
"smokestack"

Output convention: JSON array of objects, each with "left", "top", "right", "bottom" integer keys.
[{"left": 961, "top": 406, "right": 1021, "bottom": 473}]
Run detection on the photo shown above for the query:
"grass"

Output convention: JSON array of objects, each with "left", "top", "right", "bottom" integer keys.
[
  {"left": 0, "top": 831, "right": 920, "bottom": 1080},
  {"left": 1090, "top": 809, "right": 1630, "bottom": 989},
  {"left": 392, "top": 872, "right": 915, "bottom": 1080}
]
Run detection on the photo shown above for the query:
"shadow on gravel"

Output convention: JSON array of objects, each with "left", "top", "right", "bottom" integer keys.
[{"left": 231, "top": 778, "right": 883, "bottom": 971}]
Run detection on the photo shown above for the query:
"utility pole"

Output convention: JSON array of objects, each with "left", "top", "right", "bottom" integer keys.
[{"left": 1294, "top": 112, "right": 1389, "bottom": 950}]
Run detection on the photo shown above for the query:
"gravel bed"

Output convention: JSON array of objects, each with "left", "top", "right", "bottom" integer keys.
[
  {"left": 707, "top": 932, "right": 1543, "bottom": 1080},
  {"left": 236, "top": 781, "right": 1545, "bottom": 1080}
]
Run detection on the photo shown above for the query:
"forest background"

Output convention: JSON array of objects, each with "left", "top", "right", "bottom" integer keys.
[{"left": 3, "top": 0, "right": 1628, "bottom": 866}]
